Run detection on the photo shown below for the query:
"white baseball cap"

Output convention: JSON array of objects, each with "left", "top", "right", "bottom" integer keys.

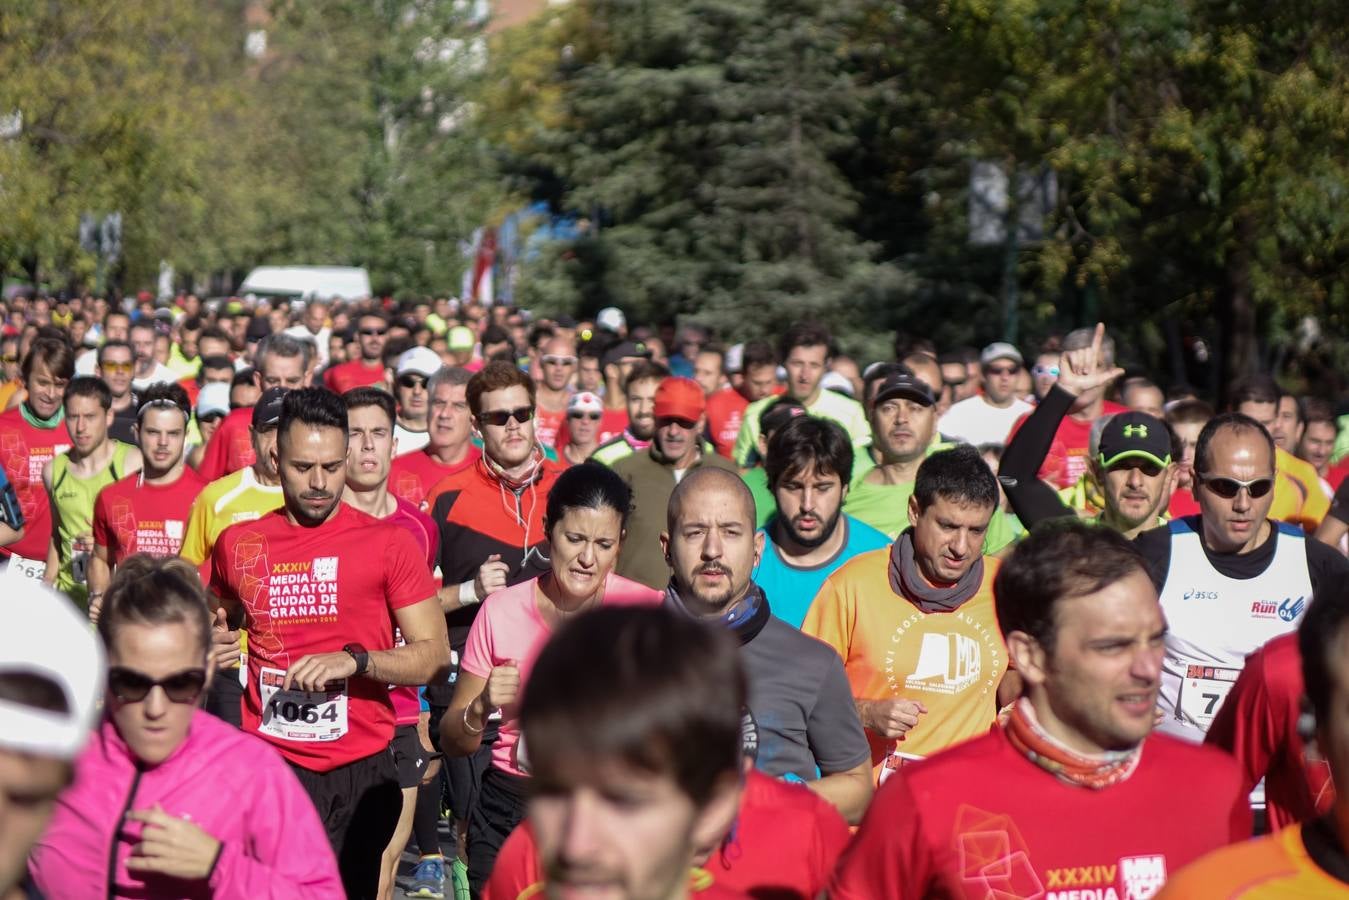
[
  {"left": 396, "top": 346, "right": 442, "bottom": 378},
  {"left": 567, "top": 391, "right": 604, "bottom": 415},
  {"left": 595, "top": 307, "right": 626, "bottom": 334},
  {"left": 196, "top": 382, "right": 231, "bottom": 418},
  {"left": 0, "top": 580, "right": 105, "bottom": 759}
]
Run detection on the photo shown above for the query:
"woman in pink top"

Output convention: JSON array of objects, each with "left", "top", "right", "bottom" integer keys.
[
  {"left": 441, "top": 462, "right": 662, "bottom": 892},
  {"left": 28, "top": 555, "right": 343, "bottom": 899}
]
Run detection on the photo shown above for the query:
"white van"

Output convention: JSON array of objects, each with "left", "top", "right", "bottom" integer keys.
[{"left": 238, "top": 266, "right": 371, "bottom": 301}]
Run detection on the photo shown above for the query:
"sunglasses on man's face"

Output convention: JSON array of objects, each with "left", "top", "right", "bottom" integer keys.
[
  {"left": 2, "top": 355, "right": 17, "bottom": 364},
  {"left": 359, "top": 328, "right": 388, "bottom": 337},
  {"left": 568, "top": 411, "right": 601, "bottom": 421},
  {"left": 986, "top": 364, "right": 1020, "bottom": 377},
  {"left": 542, "top": 355, "right": 577, "bottom": 367},
  {"left": 1198, "top": 474, "right": 1275, "bottom": 499},
  {"left": 107, "top": 666, "right": 208, "bottom": 704},
  {"left": 398, "top": 375, "right": 428, "bottom": 390},
  {"left": 101, "top": 361, "right": 134, "bottom": 375},
  {"left": 478, "top": 406, "right": 534, "bottom": 427},
  {"left": 1033, "top": 365, "right": 1061, "bottom": 378}
]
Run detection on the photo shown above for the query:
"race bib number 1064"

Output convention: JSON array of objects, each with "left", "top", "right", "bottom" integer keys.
[{"left": 258, "top": 666, "right": 348, "bottom": 742}]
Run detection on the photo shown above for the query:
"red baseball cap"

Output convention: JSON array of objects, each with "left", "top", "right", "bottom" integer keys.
[{"left": 653, "top": 377, "right": 705, "bottom": 421}]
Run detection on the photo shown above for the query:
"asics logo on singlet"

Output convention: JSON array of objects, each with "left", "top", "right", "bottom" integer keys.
[{"left": 1182, "top": 589, "right": 1218, "bottom": 601}]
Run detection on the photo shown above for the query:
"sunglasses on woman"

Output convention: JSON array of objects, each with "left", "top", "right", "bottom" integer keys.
[
  {"left": 1197, "top": 474, "right": 1274, "bottom": 499},
  {"left": 108, "top": 666, "right": 208, "bottom": 704},
  {"left": 478, "top": 406, "right": 534, "bottom": 427}
]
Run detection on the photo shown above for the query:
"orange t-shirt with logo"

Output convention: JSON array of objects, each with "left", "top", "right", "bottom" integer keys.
[{"left": 802, "top": 548, "right": 1006, "bottom": 774}]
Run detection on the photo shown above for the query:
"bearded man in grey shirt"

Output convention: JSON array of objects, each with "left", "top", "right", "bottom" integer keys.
[{"left": 660, "top": 466, "right": 874, "bottom": 824}]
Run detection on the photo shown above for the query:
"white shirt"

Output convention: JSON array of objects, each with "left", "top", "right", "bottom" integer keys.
[
  {"left": 131, "top": 361, "right": 178, "bottom": 392},
  {"left": 284, "top": 325, "right": 332, "bottom": 365},
  {"left": 394, "top": 423, "right": 430, "bottom": 454},
  {"left": 938, "top": 394, "right": 1033, "bottom": 446}
]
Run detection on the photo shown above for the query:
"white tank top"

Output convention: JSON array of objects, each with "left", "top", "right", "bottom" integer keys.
[{"left": 1156, "top": 517, "right": 1311, "bottom": 744}]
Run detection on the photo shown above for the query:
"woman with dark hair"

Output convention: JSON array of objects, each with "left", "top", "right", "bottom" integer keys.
[
  {"left": 28, "top": 555, "right": 342, "bottom": 899},
  {"left": 440, "top": 462, "right": 663, "bottom": 892}
]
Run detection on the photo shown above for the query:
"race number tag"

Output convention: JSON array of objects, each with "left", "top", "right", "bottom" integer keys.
[
  {"left": 1176, "top": 664, "right": 1240, "bottom": 729},
  {"left": 258, "top": 666, "right": 348, "bottom": 742},
  {"left": 878, "top": 750, "right": 924, "bottom": 786},
  {"left": 2, "top": 553, "right": 47, "bottom": 584}
]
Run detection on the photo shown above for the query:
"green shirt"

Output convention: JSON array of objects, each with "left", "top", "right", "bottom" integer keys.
[
  {"left": 50, "top": 441, "right": 134, "bottom": 606},
  {"left": 732, "top": 389, "right": 871, "bottom": 469},
  {"left": 842, "top": 477, "right": 1016, "bottom": 554},
  {"left": 742, "top": 467, "right": 777, "bottom": 530}
]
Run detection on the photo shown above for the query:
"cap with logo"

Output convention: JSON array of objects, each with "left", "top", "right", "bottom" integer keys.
[
  {"left": 396, "top": 346, "right": 441, "bottom": 378},
  {"left": 252, "top": 387, "right": 288, "bottom": 430},
  {"left": 1098, "top": 412, "right": 1172, "bottom": 469},
  {"left": 873, "top": 371, "right": 936, "bottom": 407},
  {"left": 601, "top": 340, "right": 651, "bottom": 371},
  {"left": 980, "top": 342, "right": 1024, "bottom": 368},
  {"left": 653, "top": 377, "right": 705, "bottom": 422},
  {"left": 567, "top": 391, "right": 604, "bottom": 415},
  {"left": 0, "top": 580, "right": 105, "bottom": 760}
]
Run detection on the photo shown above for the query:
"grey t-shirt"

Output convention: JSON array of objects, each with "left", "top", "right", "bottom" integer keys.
[{"left": 741, "top": 615, "right": 871, "bottom": 781}]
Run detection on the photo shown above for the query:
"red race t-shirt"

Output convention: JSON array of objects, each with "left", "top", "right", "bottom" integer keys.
[
  {"left": 533, "top": 406, "right": 566, "bottom": 449},
  {"left": 1007, "top": 400, "right": 1130, "bottom": 490},
  {"left": 209, "top": 504, "right": 438, "bottom": 771},
  {"left": 830, "top": 728, "right": 1250, "bottom": 900},
  {"left": 1205, "top": 632, "right": 1335, "bottom": 832},
  {"left": 196, "top": 407, "right": 255, "bottom": 481},
  {"left": 389, "top": 446, "right": 481, "bottom": 512},
  {"left": 485, "top": 770, "right": 840, "bottom": 900},
  {"left": 324, "top": 360, "right": 387, "bottom": 395},
  {"left": 0, "top": 408, "right": 71, "bottom": 561},
  {"left": 92, "top": 469, "right": 207, "bottom": 564},
  {"left": 385, "top": 496, "right": 439, "bottom": 725}
]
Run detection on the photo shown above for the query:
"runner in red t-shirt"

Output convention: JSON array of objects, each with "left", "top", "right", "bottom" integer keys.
[
  {"left": 341, "top": 387, "right": 442, "bottom": 900},
  {"left": 197, "top": 334, "right": 313, "bottom": 481},
  {"left": 498, "top": 606, "right": 753, "bottom": 900},
  {"left": 90, "top": 383, "right": 206, "bottom": 607},
  {"left": 831, "top": 521, "right": 1249, "bottom": 899},
  {"left": 0, "top": 336, "right": 73, "bottom": 573},
  {"left": 389, "top": 366, "right": 481, "bottom": 511},
  {"left": 485, "top": 770, "right": 848, "bottom": 900},
  {"left": 324, "top": 312, "right": 389, "bottom": 395},
  {"left": 1205, "top": 632, "right": 1335, "bottom": 831},
  {"left": 704, "top": 340, "right": 781, "bottom": 459},
  {"left": 209, "top": 387, "right": 450, "bottom": 899},
  {"left": 531, "top": 335, "right": 575, "bottom": 449}
]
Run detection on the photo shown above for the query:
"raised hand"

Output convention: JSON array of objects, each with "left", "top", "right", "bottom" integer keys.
[{"left": 1056, "top": 322, "right": 1125, "bottom": 397}]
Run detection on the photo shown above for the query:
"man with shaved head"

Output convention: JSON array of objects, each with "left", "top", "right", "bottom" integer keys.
[{"left": 660, "top": 466, "right": 874, "bottom": 823}]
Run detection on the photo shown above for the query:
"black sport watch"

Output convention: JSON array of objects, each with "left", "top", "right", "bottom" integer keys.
[{"left": 342, "top": 643, "right": 369, "bottom": 676}]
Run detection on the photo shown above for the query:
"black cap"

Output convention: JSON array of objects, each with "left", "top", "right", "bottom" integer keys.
[
  {"left": 1098, "top": 411, "right": 1172, "bottom": 469},
  {"left": 601, "top": 340, "right": 651, "bottom": 370},
  {"left": 873, "top": 371, "right": 935, "bottom": 407},
  {"left": 245, "top": 316, "right": 272, "bottom": 342},
  {"left": 554, "top": 314, "right": 578, "bottom": 329},
  {"left": 251, "top": 387, "right": 287, "bottom": 430}
]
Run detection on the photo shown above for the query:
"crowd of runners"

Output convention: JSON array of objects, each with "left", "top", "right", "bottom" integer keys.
[{"left": 4, "top": 290, "right": 1349, "bottom": 899}]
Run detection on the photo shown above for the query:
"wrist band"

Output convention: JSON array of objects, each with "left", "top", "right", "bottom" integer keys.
[
  {"left": 462, "top": 704, "right": 485, "bottom": 735},
  {"left": 459, "top": 580, "right": 480, "bottom": 606}
]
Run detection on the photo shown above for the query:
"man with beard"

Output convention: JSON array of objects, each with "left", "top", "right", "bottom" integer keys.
[
  {"left": 805, "top": 445, "right": 1015, "bottom": 782},
  {"left": 661, "top": 466, "right": 873, "bottom": 824},
  {"left": 591, "top": 360, "right": 668, "bottom": 466},
  {"left": 209, "top": 387, "right": 450, "bottom": 899},
  {"left": 752, "top": 416, "right": 889, "bottom": 628},
  {"left": 88, "top": 383, "right": 206, "bottom": 609},
  {"left": 613, "top": 377, "right": 739, "bottom": 590}
]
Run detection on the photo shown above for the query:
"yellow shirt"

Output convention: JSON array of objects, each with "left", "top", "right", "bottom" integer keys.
[
  {"left": 1158, "top": 823, "right": 1347, "bottom": 899},
  {"left": 179, "top": 467, "right": 283, "bottom": 566},
  {"left": 802, "top": 548, "right": 1006, "bottom": 777},
  {"left": 1277, "top": 446, "right": 1330, "bottom": 529}
]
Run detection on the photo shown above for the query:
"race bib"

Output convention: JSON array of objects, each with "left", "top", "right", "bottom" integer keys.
[
  {"left": 258, "top": 666, "right": 348, "bottom": 742},
  {"left": 3, "top": 553, "right": 46, "bottom": 584},
  {"left": 878, "top": 750, "right": 924, "bottom": 786},
  {"left": 1176, "top": 663, "right": 1240, "bottom": 729}
]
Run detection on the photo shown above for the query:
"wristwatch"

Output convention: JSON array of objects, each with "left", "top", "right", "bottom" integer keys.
[{"left": 342, "top": 642, "right": 369, "bottom": 676}]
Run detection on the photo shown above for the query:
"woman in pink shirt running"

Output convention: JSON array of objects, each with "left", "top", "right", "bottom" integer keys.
[{"left": 440, "top": 462, "right": 663, "bottom": 892}]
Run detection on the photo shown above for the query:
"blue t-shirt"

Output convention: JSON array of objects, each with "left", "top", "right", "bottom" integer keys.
[{"left": 754, "top": 514, "right": 892, "bottom": 628}]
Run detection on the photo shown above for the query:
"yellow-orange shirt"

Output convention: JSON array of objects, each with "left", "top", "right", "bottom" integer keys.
[
  {"left": 1158, "top": 822, "right": 1348, "bottom": 899},
  {"left": 801, "top": 548, "right": 1006, "bottom": 775},
  {"left": 1278, "top": 446, "right": 1330, "bottom": 530}
]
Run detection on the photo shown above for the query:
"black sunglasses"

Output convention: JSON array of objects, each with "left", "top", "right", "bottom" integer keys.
[
  {"left": 359, "top": 328, "right": 388, "bottom": 337},
  {"left": 108, "top": 666, "right": 208, "bottom": 704},
  {"left": 568, "top": 411, "right": 601, "bottom": 421},
  {"left": 658, "top": 416, "right": 699, "bottom": 430},
  {"left": 478, "top": 406, "right": 534, "bottom": 427},
  {"left": 1198, "top": 475, "right": 1274, "bottom": 499},
  {"left": 398, "top": 375, "right": 428, "bottom": 389}
]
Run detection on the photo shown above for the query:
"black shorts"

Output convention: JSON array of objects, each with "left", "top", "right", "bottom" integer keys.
[
  {"left": 429, "top": 704, "right": 494, "bottom": 822},
  {"left": 392, "top": 723, "right": 428, "bottom": 789},
  {"left": 290, "top": 749, "right": 401, "bottom": 900},
  {"left": 204, "top": 668, "right": 243, "bottom": 728}
]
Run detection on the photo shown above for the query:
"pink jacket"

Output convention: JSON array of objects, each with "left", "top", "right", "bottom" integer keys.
[{"left": 29, "top": 709, "right": 343, "bottom": 899}]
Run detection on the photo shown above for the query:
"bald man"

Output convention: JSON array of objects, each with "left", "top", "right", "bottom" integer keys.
[{"left": 660, "top": 467, "right": 873, "bottom": 823}]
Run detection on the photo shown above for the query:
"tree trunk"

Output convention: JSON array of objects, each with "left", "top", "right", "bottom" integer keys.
[{"left": 1217, "top": 214, "right": 1258, "bottom": 408}]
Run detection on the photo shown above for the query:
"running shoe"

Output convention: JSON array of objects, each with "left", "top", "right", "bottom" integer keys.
[
  {"left": 451, "top": 857, "right": 471, "bottom": 900},
  {"left": 406, "top": 855, "right": 445, "bottom": 899}
]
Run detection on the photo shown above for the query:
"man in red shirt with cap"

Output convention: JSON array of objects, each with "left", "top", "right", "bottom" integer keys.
[{"left": 611, "top": 376, "right": 738, "bottom": 590}]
